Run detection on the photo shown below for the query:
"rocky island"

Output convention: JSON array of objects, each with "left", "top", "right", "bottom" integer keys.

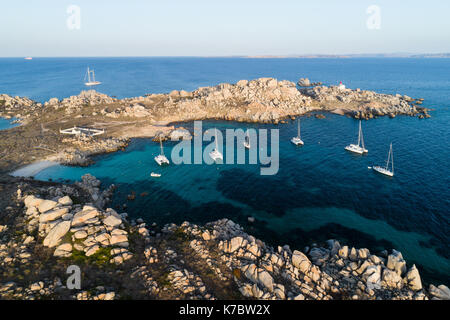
[
  {"left": 1, "top": 78, "right": 445, "bottom": 301},
  {"left": 0, "top": 78, "right": 431, "bottom": 173}
]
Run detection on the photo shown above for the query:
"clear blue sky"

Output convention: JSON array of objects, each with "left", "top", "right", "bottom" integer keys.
[{"left": 1, "top": 0, "right": 449, "bottom": 57}]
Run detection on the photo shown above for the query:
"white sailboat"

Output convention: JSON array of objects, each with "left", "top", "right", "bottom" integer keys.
[
  {"left": 243, "top": 130, "right": 251, "bottom": 149},
  {"left": 345, "top": 120, "right": 368, "bottom": 154},
  {"left": 154, "top": 137, "right": 170, "bottom": 166},
  {"left": 373, "top": 143, "right": 394, "bottom": 177},
  {"left": 209, "top": 129, "right": 223, "bottom": 162},
  {"left": 84, "top": 67, "right": 101, "bottom": 86},
  {"left": 291, "top": 119, "right": 304, "bottom": 146}
]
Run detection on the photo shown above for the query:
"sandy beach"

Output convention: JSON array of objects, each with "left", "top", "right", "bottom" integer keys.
[{"left": 10, "top": 160, "right": 59, "bottom": 177}]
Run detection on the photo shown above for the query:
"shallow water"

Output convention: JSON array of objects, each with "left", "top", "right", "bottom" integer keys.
[
  {"left": 35, "top": 115, "right": 450, "bottom": 285},
  {"left": 0, "top": 118, "right": 18, "bottom": 130},
  {"left": 2, "top": 57, "right": 449, "bottom": 285}
]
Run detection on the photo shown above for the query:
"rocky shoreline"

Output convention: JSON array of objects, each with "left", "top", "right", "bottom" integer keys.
[
  {"left": 0, "top": 174, "right": 448, "bottom": 300},
  {"left": 0, "top": 77, "right": 431, "bottom": 173}
]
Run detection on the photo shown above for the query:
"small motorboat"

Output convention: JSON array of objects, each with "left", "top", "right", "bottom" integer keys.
[{"left": 150, "top": 172, "right": 161, "bottom": 177}]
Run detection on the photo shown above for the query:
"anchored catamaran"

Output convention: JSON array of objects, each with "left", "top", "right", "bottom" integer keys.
[
  {"left": 84, "top": 67, "right": 101, "bottom": 86},
  {"left": 154, "top": 137, "right": 170, "bottom": 166},
  {"left": 345, "top": 120, "right": 368, "bottom": 154},
  {"left": 373, "top": 143, "right": 394, "bottom": 177},
  {"left": 209, "top": 129, "right": 223, "bottom": 162},
  {"left": 291, "top": 119, "right": 304, "bottom": 146}
]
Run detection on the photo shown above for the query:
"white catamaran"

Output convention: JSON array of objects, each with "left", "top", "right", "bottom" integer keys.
[
  {"left": 243, "top": 130, "right": 251, "bottom": 149},
  {"left": 84, "top": 67, "right": 101, "bottom": 86},
  {"left": 154, "top": 137, "right": 170, "bottom": 166},
  {"left": 209, "top": 129, "right": 223, "bottom": 162},
  {"left": 345, "top": 120, "right": 368, "bottom": 154},
  {"left": 373, "top": 143, "right": 394, "bottom": 177},
  {"left": 291, "top": 119, "right": 304, "bottom": 146}
]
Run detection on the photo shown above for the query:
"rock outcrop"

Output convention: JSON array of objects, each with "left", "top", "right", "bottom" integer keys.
[{"left": 1, "top": 178, "right": 448, "bottom": 300}]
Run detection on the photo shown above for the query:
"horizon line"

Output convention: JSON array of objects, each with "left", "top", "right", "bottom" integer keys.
[{"left": 1, "top": 53, "right": 450, "bottom": 59}]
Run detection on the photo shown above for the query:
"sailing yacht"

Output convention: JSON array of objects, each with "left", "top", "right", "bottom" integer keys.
[
  {"left": 373, "top": 143, "right": 394, "bottom": 177},
  {"left": 345, "top": 120, "right": 368, "bottom": 154},
  {"left": 209, "top": 129, "right": 223, "bottom": 162},
  {"left": 84, "top": 67, "right": 101, "bottom": 86},
  {"left": 154, "top": 137, "right": 170, "bottom": 166},
  {"left": 291, "top": 119, "right": 304, "bottom": 146},
  {"left": 243, "top": 130, "right": 251, "bottom": 149}
]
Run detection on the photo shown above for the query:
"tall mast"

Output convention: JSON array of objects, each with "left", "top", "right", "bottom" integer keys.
[
  {"left": 92, "top": 70, "right": 95, "bottom": 82},
  {"left": 160, "top": 136, "right": 164, "bottom": 156},
  {"left": 87, "top": 67, "right": 91, "bottom": 83},
  {"left": 214, "top": 128, "right": 219, "bottom": 150},
  {"left": 298, "top": 119, "right": 301, "bottom": 139},
  {"left": 357, "top": 120, "right": 361, "bottom": 146},
  {"left": 385, "top": 143, "right": 391, "bottom": 170},
  {"left": 390, "top": 143, "right": 394, "bottom": 174},
  {"left": 360, "top": 121, "right": 365, "bottom": 149}
]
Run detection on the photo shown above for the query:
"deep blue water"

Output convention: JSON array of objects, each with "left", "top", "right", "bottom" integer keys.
[{"left": 1, "top": 57, "right": 449, "bottom": 285}]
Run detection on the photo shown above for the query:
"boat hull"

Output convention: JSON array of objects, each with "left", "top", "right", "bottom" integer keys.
[
  {"left": 209, "top": 150, "right": 223, "bottom": 162},
  {"left": 373, "top": 166, "right": 394, "bottom": 177},
  {"left": 154, "top": 155, "right": 170, "bottom": 166},
  {"left": 345, "top": 144, "right": 368, "bottom": 154},
  {"left": 291, "top": 137, "right": 304, "bottom": 146},
  {"left": 85, "top": 82, "right": 101, "bottom": 86}
]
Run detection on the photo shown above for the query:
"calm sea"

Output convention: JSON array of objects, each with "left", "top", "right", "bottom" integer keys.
[{"left": 1, "top": 57, "right": 449, "bottom": 285}]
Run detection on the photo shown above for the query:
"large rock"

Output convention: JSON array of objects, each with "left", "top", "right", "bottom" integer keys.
[
  {"left": 39, "top": 207, "right": 70, "bottom": 223},
  {"left": 428, "top": 284, "right": 450, "bottom": 300},
  {"left": 309, "top": 247, "right": 329, "bottom": 266},
  {"left": 257, "top": 270, "right": 274, "bottom": 292},
  {"left": 58, "top": 196, "right": 73, "bottom": 206},
  {"left": 365, "top": 265, "right": 382, "bottom": 289},
  {"left": 226, "top": 236, "right": 247, "bottom": 253},
  {"left": 71, "top": 207, "right": 100, "bottom": 227},
  {"left": 170, "top": 129, "right": 192, "bottom": 141},
  {"left": 110, "top": 233, "right": 128, "bottom": 246},
  {"left": 54, "top": 243, "right": 72, "bottom": 257},
  {"left": 298, "top": 78, "right": 311, "bottom": 87},
  {"left": 292, "top": 250, "right": 311, "bottom": 273},
  {"left": 24, "top": 195, "right": 44, "bottom": 208},
  {"left": 43, "top": 221, "right": 71, "bottom": 248},
  {"left": 404, "top": 265, "right": 422, "bottom": 291},
  {"left": 338, "top": 246, "right": 349, "bottom": 259},
  {"left": 382, "top": 268, "right": 403, "bottom": 289},
  {"left": 386, "top": 249, "right": 407, "bottom": 276},
  {"left": 38, "top": 200, "right": 58, "bottom": 213},
  {"left": 103, "top": 215, "right": 122, "bottom": 227}
]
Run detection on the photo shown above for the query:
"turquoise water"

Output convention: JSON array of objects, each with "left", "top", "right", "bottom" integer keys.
[
  {"left": 1, "top": 57, "right": 449, "bottom": 285},
  {"left": 0, "top": 118, "right": 18, "bottom": 130}
]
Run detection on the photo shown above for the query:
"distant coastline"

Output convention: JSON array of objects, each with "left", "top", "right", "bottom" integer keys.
[
  {"left": 0, "top": 53, "right": 450, "bottom": 59},
  {"left": 246, "top": 53, "right": 450, "bottom": 59}
]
